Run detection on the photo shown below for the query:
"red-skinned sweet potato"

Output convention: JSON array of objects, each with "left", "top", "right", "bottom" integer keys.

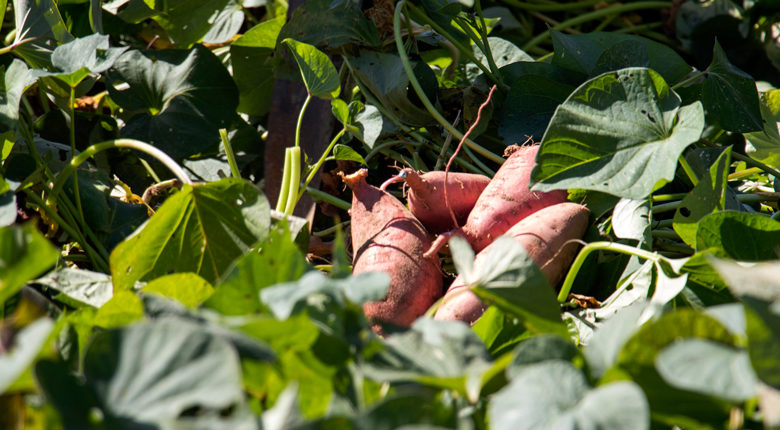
[
  {"left": 433, "top": 202, "right": 590, "bottom": 324},
  {"left": 341, "top": 169, "right": 443, "bottom": 332},
  {"left": 381, "top": 168, "right": 491, "bottom": 234},
  {"left": 462, "top": 144, "right": 568, "bottom": 253}
]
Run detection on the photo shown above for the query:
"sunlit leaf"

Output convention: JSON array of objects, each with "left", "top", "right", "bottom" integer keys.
[
  {"left": 282, "top": 38, "right": 340, "bottom": 100},
  {"left": 0, "top": 224, "right": 59, "bottom": 305},
  {"left": 531, "top": 68, "right": 704, "bottom": 200}
]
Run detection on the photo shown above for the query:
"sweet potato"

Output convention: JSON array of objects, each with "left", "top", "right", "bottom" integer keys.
[
  {"left": 381, "top": 168, "right": 491, "bottom": 234},
  {"left": 460, "top": 144, "right": 569, "bottom": 253},
  {"left": 341, "top": 169, "right": 443, "bottom": 332},
  {"left": 434, "top": 202, "right": 590, "bottom": 324}
]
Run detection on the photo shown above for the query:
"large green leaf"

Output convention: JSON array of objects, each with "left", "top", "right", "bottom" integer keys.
[
  {"left": 709, "top": 258, "right": 780, "bottom": 389},
  {"left": 745, "top": 89, "right": 780, "bottom": 168},
  {"left": 142, "top": 273, "right": 214, "bottom": 308},
  {"left": 107, "top": 45, "right": 239, "bottom": 159},
  {"left": 498, "top": 73, "right": 576, "bottom": 144},
  {"left": 81, "top": 318, "right": 250, "bottom": 427},
  {"left": 41, "top": 33, "right": 129, "bottom": 87},
  {"left": 0, "top": 60, "right": 33, "bottom": 132},
  {"left": 144, "top": 0, "right": 232, "bottom": 47},
  {"left": 451, "top": 236, "right": 568, "bottom": 337},
  {"left": 205, "top": 222, "right": 311, "bottom": 316},
  {"left": 673, "top": 147, "right": 731, "bottom": 247},
  {"left": 551, "top": 31, "right": 692, "bottom": 84},
  {"left": 584, "top": 302, "right": 647, "bottom": 380},
  {"left": 490, "top": 361, "right": 649, "bottom": 430},
  {"left": 531, "top": 68, "right": 705, "bottom": 200},
  {"left": 12, "top": 0, "right": 73, "bottom": 68},
  {"left": 282, "top": 39, "right": 340, "bottom": 100},
  {"left": 0, "top": 224, "right": 59, "bottom": 305},
  {"left": 700, "top": 40, "right": 763, "bottom": 133},
  {"left": 277, "top": 0, "right": 380, "bottom": 51},
  {"left": 230, "top": 16, "right": 285, "bottom": 116},
  {"left": 0, "top": 318, "right": 54, "bottom": 393},
  {"left": 616, "top": 309, "right": 735, "bottom": 424},
  {"left": 696, "top": 211, "right": 780, "bottom": 260},
  {"left": 110, "top": 178, "right": 270, "bottom": 290},
  {"left": 655, "top": 338, "right": 757, "bottom": 402},
  {"left": 347, "top": 51, "right": 436, "bottom": 127}
]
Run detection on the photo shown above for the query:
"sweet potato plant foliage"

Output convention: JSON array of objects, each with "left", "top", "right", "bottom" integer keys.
[{"left": 1, "top": 0, "right": 780, "bottom": 428}]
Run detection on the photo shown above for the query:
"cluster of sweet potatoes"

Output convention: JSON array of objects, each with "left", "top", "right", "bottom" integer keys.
[{"left": 341, "top": 144, "right": 590, "bottom": 333}]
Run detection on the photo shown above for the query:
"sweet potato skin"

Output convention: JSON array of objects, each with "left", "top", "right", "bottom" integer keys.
[
  {"left": 342, "top": 169, "right": 443, "bottom": 330},
  {"left": 401, "top": 168, "right": 491, "bottom": 234},
  {"left": 434, "top": 202, "right": 590, "bottom": 324},
  {"left": 462, "top": 145, "right": 568, "bottom": 253}
]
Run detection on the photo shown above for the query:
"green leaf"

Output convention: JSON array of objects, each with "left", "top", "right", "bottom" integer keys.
[
  {"left": 701, "top": 40, "right": 763, "bottom": 133},
  {"left": 277, "top": 0, "right": 380, "bottom": 51},
  {"left": 551, "top": 31, "right": 692, "bottom": 84},
  {"left": 35, "top": 267, "right": 113, "bottom": 308},
  {"left": 471, "top": 306, "right": 528, "bottom": 357},
  {"left": 490, "top": 361, "right": 649, "bottom": 430},
  {"left": 282, "top": 38, "right": 340, "bottom": 100},
  {"left": 352, "top": 104, "right": 385, "bottom": 148},
  {"left": 107, "top": 45, "right": 239, "bottom": 159},
  {"left": 508, "top": 335, "right": 579, "bottom": 377},
  {"left": 655, "top": 338, "right": 757, "bottom": 402},
  {"left": 0, "top": 191, "right": 16, "bottom": 227},
  {"left": 0, "top": 60, "right": 33, "bottom": 132},
  {"left": 332, "top": 144, "right": 366, "bottom": 165},
  {"left": 43, "top": 34, "right": 128, "bottom": 87},
  {"left": 205, "top": 221, "right": 310, "bottom": 316},
  {"left": 260, "top": 271, "right": 389, "bottom": 319},
  {"left": 92, "top": 290, "right": 144, "bottom": 328},
  {"left": 584, "top": 302, "right": 647, "bottom": 380},
  {"left": 0, "top": 224, "right": 59, "bottom": 305},
  {"left": 0, "top": 318, "right": 54, "bottom": 393},
  {"left": 81, "top": 318, "right": 250, "bottom": 426},
  {"left": 531, "top": 68, "right": 705, "bottom": 200},
  {"left": 467, "top": 237, "right": 567, "bottom": 337},
  {"left": 110, "top": 178, "right": 270, "bottom": 290},
  {"left": 467, "top": 37, "right": 532, "bottom": 81},
  {"left": 673, "top": 147, "right": 731, "bottom": 246},
  {"left": 696, "top": 211, "right": 780, "bottom": 260},
  {"left": 142, "top": 273, "right": 214, "bottom": 308},
  {"left": 612, "top": 198, "right": 651, "bottom": 244},
  {"left": 146, "top": 0, "right": 232, "bottom": 47},
  {"left": 12, "top": 0, "right": 73, "bottom": 68},
  {"left": 616, "top": 309, "right": 735, "bottom": 424},
  {"left": 230, "top": 16, "right": 285, "bottom": 116},
  {"left": 331, "top": 99, "right": 350, "bottom": 125},
  {"left": 348, "top": 51, "right": 436, "bottom": 127},
  {"left": 745, "top": 89, "right": 780, "bottom": 168},
  {"left": 202, "top": 0, "right": 244, "bottom": 44},
  {"left": 498, "top": 73, "right": 576, "bottom": 144},
  {"left": 708, "top": 258, "right": 780, "bottom": 389}
]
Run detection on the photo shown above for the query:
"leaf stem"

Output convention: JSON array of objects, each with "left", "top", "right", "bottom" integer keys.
[
  {"left": 283, "top": 147, "right": 301, "bottom": 215},
  {"left": 276, "top": 151, "right": 292, "bottom": 212},
  {"left": 557, "top": 241, "right": 659, "bottom": 303},
  {"left": 305, "top": 186, "right": 351, "bottom": 210},
  {"left": 295, "top": 94, "right": 312, "bottom": 148},
  {"left": 219, "top": 128, "right": 241, "bottom": 179},
  {"left": 47, "top": 139, "right": 192, "bottom": 208},
  {"left": 732, "top": 152, "right": 780, "bottom": 180},
  {"left": 394, "top": 1, "right": 504, "bottom": 165},
  {"left": 68, "top": 86, "right": 87, "bottom": 227},
  {"left": 670, "top": 70, "right": 706, "bottom": 90},
  {"left": 521, "top": 1, "right": 673, "bottom": 51},
  {"left": 677, "top": 155, "right": 699, "bottom": 186},
  {"left": 296, "top": 127, "right": 347, "bottom": 203}
]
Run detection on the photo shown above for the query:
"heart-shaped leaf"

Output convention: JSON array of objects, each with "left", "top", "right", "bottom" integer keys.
[
  {"left": 107, "top": 45, "right": 239, "bottom": 159},
  {"left": 701, "top": 40, "right": 763, "bottom": 132},
  {"left": 283, "top": 38, "right": 340, "bottom": 100},
  {"left": 0, "top": 59, "right": 33, "bottom": 132},
  {"left": 110, "top": 178, "right": 270, "bottom": 290},
  {"left": 230, "top": 16, "right": 285, "bottom": 116},
  {"left": 490, "top": 361, "right": 649, "bottom": 430},
  {"left": 673, "top": 146, "right": 731, "bottom": 246},
  {"left": 531, "top": 68, "right": 705, "bottom": 200},
  {"left": 696, "top": 211, "right": 780, "bottom": 260},
  {"left": 745, "top": 89, "right": 780, "bottom": 167}
]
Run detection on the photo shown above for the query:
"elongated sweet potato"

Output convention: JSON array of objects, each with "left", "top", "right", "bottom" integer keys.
[
  {"left": 381, "top": 168, "right": 490, "bottom": 234},
  {"left": 342, "top": 169, "right": 443, "bottom": 332},
  {"left": 434, "top": 202, "right": 590, "bottom": 324}
]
